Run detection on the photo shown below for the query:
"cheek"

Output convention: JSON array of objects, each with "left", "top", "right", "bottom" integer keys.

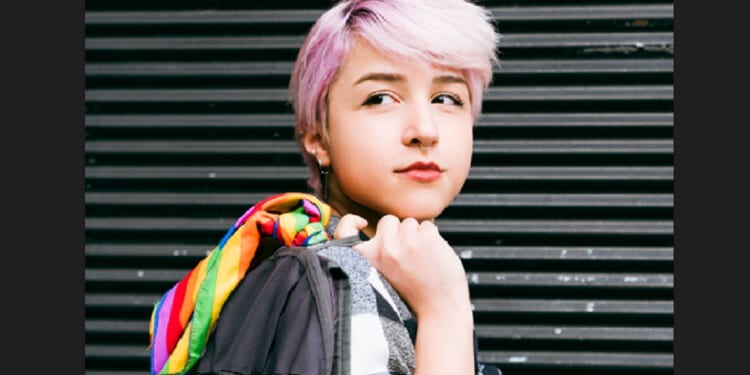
[
  {"left": 452, "top": 144, "right": 473, "bottom": 184},
  {"left": 443, "top": 119, "right": 474, "bottom": 159},
  {"left": 442, "top": 121, "right": 474, "bottom": 186},
  {"left": 327, "top": 114, "right": 383, "bottom": 173}
]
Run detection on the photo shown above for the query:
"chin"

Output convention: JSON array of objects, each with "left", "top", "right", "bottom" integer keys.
[
  {"left": 390, "top": 204, "right": 446, "bottom": 222},
  {"left": 391, "top": 192, "right": 455, "bottom": 220}
]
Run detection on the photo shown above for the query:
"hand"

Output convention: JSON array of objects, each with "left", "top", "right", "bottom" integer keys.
[
  {"left": 336, "top": 214, "right": 475, "bottom": 374},
  {"left": 335, "top": 214, "right": 471, "bottom": 319}
]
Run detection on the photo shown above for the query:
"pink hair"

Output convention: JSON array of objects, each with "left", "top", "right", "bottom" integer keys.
[{"left": 289, "top": 0, "right": 501, "bottom": 196}]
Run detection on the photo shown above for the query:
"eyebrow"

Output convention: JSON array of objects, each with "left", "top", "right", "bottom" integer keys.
[
  {"left": 354, "top": 72, "right": 405, "bottom": 86},
  {"left": 353, "top": 72, "right": 467, "bottom": 86},
  {"left": 433, "top": 75, "right": 467, "bottom": 85}
]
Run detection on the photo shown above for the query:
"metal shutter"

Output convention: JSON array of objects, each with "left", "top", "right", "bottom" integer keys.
[{"left": 84, "top": 1, "right": 673, "bottom": 374}]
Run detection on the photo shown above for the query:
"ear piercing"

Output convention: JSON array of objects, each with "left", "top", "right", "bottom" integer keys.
[
  {"left": 311, "top": 147, "right": 329, "bottom": 200},
  {"left": 312, "top": 147, "right": 324, "bottom": 167},
  {"left": 318, "top": 157, "right": 329, "bottom": 201}
]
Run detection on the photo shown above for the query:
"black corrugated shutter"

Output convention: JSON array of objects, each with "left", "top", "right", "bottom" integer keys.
[{"left": 84, "top": 1, "right": 673, "bottom": 374}]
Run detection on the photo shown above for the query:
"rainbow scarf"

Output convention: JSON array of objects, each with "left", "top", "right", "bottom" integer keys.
[{"left": 148, "top": 192, "right": 332, "bottom": 375}]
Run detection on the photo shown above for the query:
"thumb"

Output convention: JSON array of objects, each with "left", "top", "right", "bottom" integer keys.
[
  {"left": 334, "top": 214, "right": 368, "bottom": 239},
  {"left": 352, "top": 237, "right": 376, "bottom": 264}
]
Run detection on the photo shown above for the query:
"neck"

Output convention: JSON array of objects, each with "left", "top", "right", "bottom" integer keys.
[{"left": 324, "top": 177, "right": 384, "bottom": 239}]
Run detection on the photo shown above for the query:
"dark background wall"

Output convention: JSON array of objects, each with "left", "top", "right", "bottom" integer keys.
[{"left": 84, "top": 1, "right": 674, "bottom": 374}]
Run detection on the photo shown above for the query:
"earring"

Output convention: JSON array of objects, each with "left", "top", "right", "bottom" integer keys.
[{"left": 318, "top": 159, "right": 329, "bottom": 201}]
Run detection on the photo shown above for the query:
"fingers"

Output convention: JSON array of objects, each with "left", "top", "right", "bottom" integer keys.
[
  {"left": 353, "top": 238, "right": 376, "bottom": 262},
  {"left": 353, "top": 215, "right": 430, "bottom": 266},
  {"left": 375, "top": 214, "right": 401, "bottom": 252},
  {"left": 352, "top": 214, "right": 397, "bottom": 263},
  {"left": 349, "top": 215, "right": 445, "bottom": 266},
  {"left": 351, "top": 215, "right": 467, "bottom": 318},
  {"left": 334, "top": 214, "right": 368, "bottom": 239},
  {"left": 397, "top": 217, "right": 419, "bottom": 248}
]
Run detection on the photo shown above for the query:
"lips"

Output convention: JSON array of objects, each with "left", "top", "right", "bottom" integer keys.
[{"left": 395, "top": 161, "right": 443, "bottom": 182}]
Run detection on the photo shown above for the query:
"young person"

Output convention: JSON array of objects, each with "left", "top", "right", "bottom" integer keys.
[{"left": 148, "top": 1, "right": 501, "bottom": 374}]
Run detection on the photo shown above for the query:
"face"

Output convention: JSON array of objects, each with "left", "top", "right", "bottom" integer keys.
[{"left": 305, "top": 40, "right": 474, "bottom": 235}]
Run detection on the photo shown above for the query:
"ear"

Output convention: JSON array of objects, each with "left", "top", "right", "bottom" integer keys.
[{"left": 302, "top": 130, "right": 331, "bottom": 168}]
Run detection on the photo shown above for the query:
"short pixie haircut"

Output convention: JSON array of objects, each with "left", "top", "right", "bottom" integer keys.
[{"left": 289, "top": 0, "right": 501, "bottom": 196}]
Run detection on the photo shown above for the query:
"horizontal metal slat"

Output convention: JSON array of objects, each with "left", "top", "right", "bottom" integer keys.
[
  {"left": 84, "top": 58, "right": 672, "bottom": 76},
  {"left": 86, "top": 293, "right": 159, "bottom": 307},
  {"left": 85, "top": 217, "right": 673, "bottom": 235},
  {"left": 85, "top": 85, "right": 674, "bottom": 103},
  {"left": 475, "top": 112, "right": 673, "bottom": 127},
  {"left": 85, "top": 192, "right": 268, "bottom": 205},
  {"left": 85, "top": 88, "right": 287, "bottom": 102},
  {"left": 86, "top": 268, "right": 672, "bottom": 289},
  {"left": 129, "top": 88, "right": 665, "bottom": 104},
  {"left": 85, "top": 139, "right": 673, "bottom": 155},
  {"left": 86, "top": 61, "right": 295, "bottom": 76},
  {"left": 483, "top": 85, "right": 672, "bottom": 101},
  {"left": 86, "top": 269, "right": 194, "bottom": 283},
  {"left": 473, "top": 139, "right": 672, "bottom": 153},
  {"left": 86, "top": 319, "right": 143, "bottom": 334},
  {"left": 456, "top": 246, "right": 673, "bottom": 261},
  {"left": 84, "top": 347, "right": 673, "bottom": 372},
  {"left": 84, "top": 85, "right": 673, "bottom": 102},
  {"left": 440, "top": 219, "right": 672, "bottom": 235},
  {"left": 472, "top": 299, "right": 673, "bottom": 315},
  {"left": 85, "top": 165, "right": 305, "bottom": 179},
  {"left": 85, "top": 9, "right": 324, "bottom": 24},
  {"left": 86, "top": 345, "right": 147, "bottom": 359},
  {"left": 84, "top": 32, "right": 672, "bottom": 51},
  {"left": 466, "top": 272, "right": 672, "bottom": 288},
  {"left": 85, "top": 293, "right": 672, "bottom": 315},
  {"left": 84, "top": 5, "right": 673, "bottom": 25},
  {"left": 489, "top": 5, "right": 673, "bottom": 21},
  {"left": 85, "top": 192, "right": 673, "bottom": 208},
  {"left": 478, "top": 350, "right": 672, "bottom": 368},
  {"left": 86, "top": 320, "right": 673, "bottom": 343},
  {"left": 475, "top": 324, "right": 672, "bottom": 342},
  {"left": 85, "top": 140, "right": 299, "bottom": 153},
  {"left": 467, "top": 166, "right": 672, "bottom": 180},
  {"left": 85, "top": 244, "right": 673, "bottom": 262},
  {"left": 84, "top": 112, "right": 674, "bottom": 128},
  {"left": 84, "top": 166, "right": 674, "bottom": 180},
  {"left": 502, "top": 32, "right": 672, "bottom": 48},
  {"left": 86, "top": 244, "right": 211, "bottom": 258},
  {"left": 85, "top": 113, "right": 294, "bottom": 127},
  {"left": 85, "top": 36, "right": 305, "bottom": 51},
  {"left": 500, "top": 58, "right": 672, "bottom": 74},
  {"left": 85, "top": 217, "right": 233, "bottom": 231},
  {"left": 58, "top": 217, "right": 496, "bottom": 238},
  {"left": 454, "top": 193, "right": 672, "bottom": 207}
]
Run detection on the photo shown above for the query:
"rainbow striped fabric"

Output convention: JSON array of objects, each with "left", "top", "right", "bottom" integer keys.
[{"left": 148, "top": 192, "right": 332, "bottom": 375}]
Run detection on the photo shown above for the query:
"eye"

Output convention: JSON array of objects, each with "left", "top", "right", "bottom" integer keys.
[
  {"left": 362, "top": 93, "right": 396, "bottom": 106},
  {"left": 432, "top": 93, "right": 464, "bottom": 106}
]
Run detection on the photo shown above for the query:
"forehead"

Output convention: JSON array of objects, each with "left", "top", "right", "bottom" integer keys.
[{"left": 335, "top": 39, "right": 465, "bottom": 83}]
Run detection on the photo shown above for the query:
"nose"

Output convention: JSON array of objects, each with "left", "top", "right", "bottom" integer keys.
[{"left": 402, "top": 101, "right": 438, "bottom": 150}]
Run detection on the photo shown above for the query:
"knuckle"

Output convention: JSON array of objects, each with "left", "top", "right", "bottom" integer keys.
[
  {"left": 382, "top": 214, "right": 399, "bottom": 226},
  {"left": 402, "top": 217, "right": 418, "bottom": 226}
]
